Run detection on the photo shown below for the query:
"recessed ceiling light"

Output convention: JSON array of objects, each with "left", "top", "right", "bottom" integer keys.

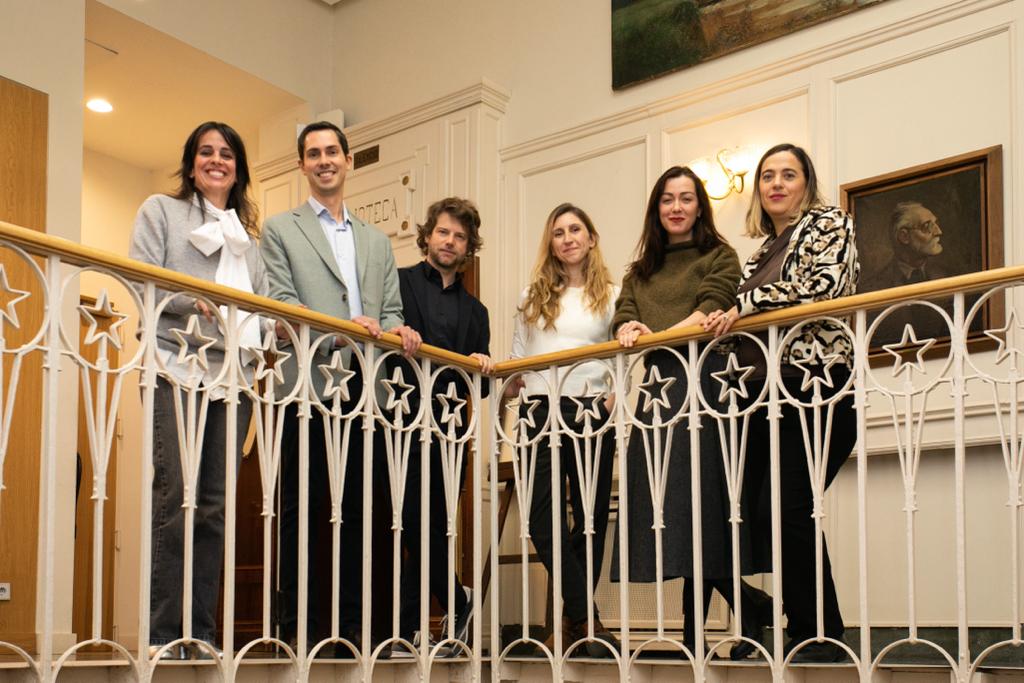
[{"left": 86, "top": 98, "right": 113, "bottom": 113}]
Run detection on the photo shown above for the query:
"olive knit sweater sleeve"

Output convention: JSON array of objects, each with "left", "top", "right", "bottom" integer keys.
[
  {"left": 611, "top": 273, "right": 640, "bottom": 335},
  {"left": 695, "top": 243, "right": 741, "bottom": 314}
]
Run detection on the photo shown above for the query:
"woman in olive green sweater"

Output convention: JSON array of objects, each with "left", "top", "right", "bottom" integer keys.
[{"left": 611, "top": 166, "right": 764, "bottom": 661}]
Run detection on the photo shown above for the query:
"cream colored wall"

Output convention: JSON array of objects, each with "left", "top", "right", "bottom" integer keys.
[
  {"left": 96, "top": 0, "right": 335, "bottom": 115},
  {"left": 81, "top": 148, "right": 162, "bottom": 252},
  {"left": 330, "top": 0, "right": 1024, "bottom": 629},
  {"left": 0, "top": 0, "right": 85, "bottom": 241}
]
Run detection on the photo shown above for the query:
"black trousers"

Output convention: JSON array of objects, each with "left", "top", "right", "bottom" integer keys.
[
  {"left": 743, "top": 368, "right": 857, "bottom": 641},
  {"left": 397, "top": 437, "right": 468, "bottom": 637},
  {"left": 278, "top": 389, "right": 381, "bottom": 641},
  {"left": 523, "top": 396, "right": 616, "bottom": 623}
]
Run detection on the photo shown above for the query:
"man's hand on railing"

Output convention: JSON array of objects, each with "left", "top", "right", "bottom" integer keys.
[
  {"left": 389, "top": 325, "right": 422, "bottom": 357},
  {"left": 352, "top": 315, "right": 383, "bottom": 339},
  {"left": 470, "top": 352, "right": 494, "bottom": 374},
  {"left": 617, "top": 320, "right": 652, "bottom": 348},
  {"left": 703, "top": 306, "right": 740, "bottom": 337},
  {"left": 275, "top": 303, "right": 307, "bottom": 340}
]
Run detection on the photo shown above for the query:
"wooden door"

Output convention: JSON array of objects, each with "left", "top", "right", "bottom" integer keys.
[
  {"left": 216, "top": 430, "right": 271, "bottom": 650},
  {"left": 0, "top": 75, "right": 48, "bottom": 653}
]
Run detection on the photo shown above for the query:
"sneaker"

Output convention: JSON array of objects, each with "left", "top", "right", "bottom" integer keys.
[
  {"left": 440, "top": 586, "right": 474, "bottom": 646},
  {"left": 391, "top": 631, "right": 452, "bottom": 659},
  {"left": 148, "top": 644, "right": 184, "bottom": 661},
  {"left": 387, "top": 645, "right": 414, "bottom": 660},
  {"left": 186, "top": 642, "right": 223, "bottom": 660}
]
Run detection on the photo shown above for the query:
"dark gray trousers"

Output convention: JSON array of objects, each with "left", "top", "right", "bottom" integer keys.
[{"left": 150, "top": 377, "right": 251, "bottom": 645}]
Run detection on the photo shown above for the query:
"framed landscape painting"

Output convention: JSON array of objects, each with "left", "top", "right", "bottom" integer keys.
[{"left": 612, "top": 0, "right": 890, "bottom": 90}]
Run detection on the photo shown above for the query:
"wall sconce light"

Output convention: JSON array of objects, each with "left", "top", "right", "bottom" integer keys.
[{"left": 689, "top": 147, "right": 755, "bottom": 200}]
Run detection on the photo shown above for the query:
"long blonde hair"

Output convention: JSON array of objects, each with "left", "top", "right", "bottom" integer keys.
[{"left": 519, "top": 203, "right": 614, "bottom": 331}]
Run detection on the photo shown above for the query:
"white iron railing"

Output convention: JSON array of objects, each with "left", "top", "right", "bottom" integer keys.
[{"left": 0, "top": 220, "right": 1022, "bottom": 682}]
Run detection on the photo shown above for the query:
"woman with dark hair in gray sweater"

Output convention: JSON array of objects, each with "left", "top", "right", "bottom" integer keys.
[{"left": 129, "top": 121, "right": 267, "bottom": 660}]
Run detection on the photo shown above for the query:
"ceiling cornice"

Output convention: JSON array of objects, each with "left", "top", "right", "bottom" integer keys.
[{"left": 344, "top": 78, "right": 510, "bottom": 150}]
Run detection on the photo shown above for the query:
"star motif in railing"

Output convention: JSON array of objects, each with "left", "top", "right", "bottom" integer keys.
[
  {"left": 515, "top": 390, "right": 543, "bottom": 432},
  {"left": 984, "top": 310, "right": 1024, "bottom": 365},
  {"left": 382, "top": 366, "right": 415, "bottom": 416},
  {"left": 638, "top": 364, "right": 676, "bottom": 414},
  {"left": 568, "top": 381, "right": 604, "bottom": 423},
  {"left": 318, "top": 349, "right": 355, "bottom": 403},
  {"left": 0, "top": 265, "right": 30, "bottom": 330},
  {"left": 882, "top": 324, "right": 936, "bottom": 378},
  {"left": 78, "top": 289, "right": 128, "bottom": 351},
  {"left": 252, "top": 330, "right": 292, "bottom": 386},
  {"left": 710, "top": 352, "right": 754, "bottom": 403},
  {"left": 436, "top": 382, "right": 466, "bottom": 430},
  {"left": 790, "top": 340, "right": 843, "bottom": 392},
  {"left": 169, "top": 314, "right": 217, "bottom": 371}
]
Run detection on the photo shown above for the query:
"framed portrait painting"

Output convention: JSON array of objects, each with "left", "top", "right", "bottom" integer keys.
[{"left": 839, "top": 146, "right": 1004, "bottom": 352}]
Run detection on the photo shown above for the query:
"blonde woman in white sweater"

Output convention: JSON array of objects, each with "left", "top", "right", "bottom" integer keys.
[{"left": 508, "top": 203, "right": 619, "bottom": 657}]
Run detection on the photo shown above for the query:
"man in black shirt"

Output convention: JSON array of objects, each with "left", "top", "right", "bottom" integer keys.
[{"left": 395, "top": 197, "right": 491, "bottom": 655}]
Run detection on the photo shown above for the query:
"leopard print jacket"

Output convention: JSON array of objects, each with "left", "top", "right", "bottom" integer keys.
[{"left": 735, "top": 205, "right": 860, "bottom": 366}]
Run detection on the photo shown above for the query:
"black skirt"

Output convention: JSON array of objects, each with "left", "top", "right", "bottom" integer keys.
[{"left": 611, "top": 348, "right": 755, "bottom": 582}]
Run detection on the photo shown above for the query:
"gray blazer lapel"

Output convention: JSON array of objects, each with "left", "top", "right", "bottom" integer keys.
[
  {"left": 294, "top": 203, "right": 345, "bottom": 286},
  {"left": 350, "top": 215, "right": 373, "bottom": 292}
]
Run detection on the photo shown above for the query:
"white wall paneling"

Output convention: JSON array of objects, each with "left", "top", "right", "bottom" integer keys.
[
  {"left": 493, "top": 0, "right": 1024, "bottom": 631},
  {"left": 346, "top": 146, "right": 429, "bottom": 268}
]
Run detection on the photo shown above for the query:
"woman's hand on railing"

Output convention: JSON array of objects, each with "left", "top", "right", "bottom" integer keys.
[
  {"left": 470, "top": 352, "right": 494, "bottom": 374},
  {"left": 703, "top": 305, "right": 740, "bottom": 337},
  {"left": 616, "top": 320, "right": 652, "bottom": 348},
  {"left": 194, "top": 299, "right": 214, "bottom": 322},
  {"left": 669, "top": 310, "right": 707, "bottom": 330},
  {"left": 502, "top": 375, "right": 525, "bottom": 398}
]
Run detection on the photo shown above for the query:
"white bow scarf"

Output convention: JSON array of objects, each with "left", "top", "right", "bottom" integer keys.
[{"left": 189, "top": 196, "right": 263, "bottom": 356}]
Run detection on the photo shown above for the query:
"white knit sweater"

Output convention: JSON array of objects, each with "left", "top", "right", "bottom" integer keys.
[{"left": 510, "top": 285, "right": 619, "bottom": 397}]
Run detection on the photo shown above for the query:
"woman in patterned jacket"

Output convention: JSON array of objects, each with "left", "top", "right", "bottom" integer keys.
[{"left": 703, "top": 143, "right": 859, "bottom": 664}]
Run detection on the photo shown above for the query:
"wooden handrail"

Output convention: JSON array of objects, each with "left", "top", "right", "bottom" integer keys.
[
  {"left": 2, "top": 220, "right": 1021, "bottom": 379},
  {"left": 0, "top": 220, "right": 479, "bottom": 372},
  {"left": 495, "top": 264, "right": 1024, "bottom": 376}
]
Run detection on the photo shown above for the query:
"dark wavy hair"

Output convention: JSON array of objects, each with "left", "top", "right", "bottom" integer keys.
[
  {"left": 416, "top": 197, "right": 483, "bottom": 269},
  {"left": 171, "top": 121, "right": 258, "bottom": 236},
  {"left": 626, "top": 165, "right": 726, "bottom": 282}
]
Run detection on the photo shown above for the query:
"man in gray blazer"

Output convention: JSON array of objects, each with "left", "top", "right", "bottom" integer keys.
[{"left": 261, "top": 121, "right": 420, "bottom": 653}]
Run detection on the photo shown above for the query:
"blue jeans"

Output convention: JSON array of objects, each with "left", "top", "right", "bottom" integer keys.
[{"left": 149, "top": 378, "right": 251, "bottom": 645}]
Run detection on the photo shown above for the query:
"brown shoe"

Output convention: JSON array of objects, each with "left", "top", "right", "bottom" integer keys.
[{"left": 565, "top": 615, "right": 619, "bottom": 658}]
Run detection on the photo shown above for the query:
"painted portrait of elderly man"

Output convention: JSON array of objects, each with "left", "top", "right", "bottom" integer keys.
[{"left": 841, "top": 147, "right": 1003, "bottom": 351}]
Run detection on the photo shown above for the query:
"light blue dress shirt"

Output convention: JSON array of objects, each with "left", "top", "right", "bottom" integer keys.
[{"left": 308, "top": 196, "right": 364, "bottom": 319}]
